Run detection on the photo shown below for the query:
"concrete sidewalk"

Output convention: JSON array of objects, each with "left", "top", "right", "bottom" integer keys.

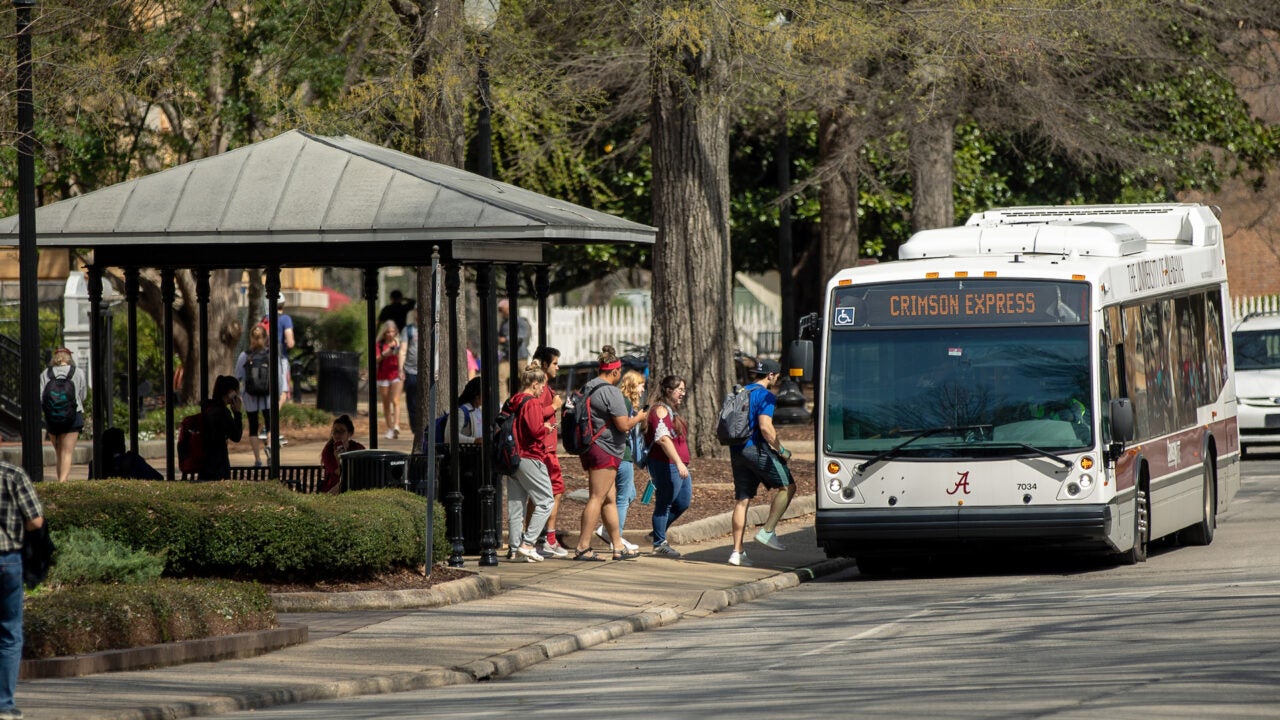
[{"left": 16, "top": 518, "right": 851, "bottom": 720}]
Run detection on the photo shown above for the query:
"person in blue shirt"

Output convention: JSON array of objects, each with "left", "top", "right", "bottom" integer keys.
[{"left": 728, "top": 359, "right": 796, "bottom": 567}]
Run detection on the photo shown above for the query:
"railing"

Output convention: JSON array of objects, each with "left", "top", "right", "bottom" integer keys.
[
  {"left": 1233, "top": 294, "right": 1280, "bottom": 322},
  {"left": 0, "top": 333, "right": 22, "bottom": 440},
  {"left": 540, "top": 303, "right": 781, "bottom": 364}
]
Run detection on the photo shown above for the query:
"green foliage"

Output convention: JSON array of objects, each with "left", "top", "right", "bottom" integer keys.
[
  {"left": 47, "top": 526, "right": 165, "bottom": 587},
  {"left": 315, "top": 300, "right": 368, "bottom": 354},
  {"left": 40, "top": 480, "right": 448, "bottom": 581},
  {"left": 0, "top": 306, "right": 63, "bottom": 360},
  {"left": 23, "top": 579, "right": 274, "bottom": 659},
  {"left": 276, "top": 402, "right": 333, "bottom": 429}
]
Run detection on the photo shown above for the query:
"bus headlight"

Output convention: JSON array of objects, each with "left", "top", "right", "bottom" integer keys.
[
  {"left": 828, "top": 478, "right": 843, "bottom": 493},
  {"left": 1065, "top": 482, "right": 1081, "bottom": 497},
  {"left": 1078, "top": 473, "right": 1093, "bottom": 489}
]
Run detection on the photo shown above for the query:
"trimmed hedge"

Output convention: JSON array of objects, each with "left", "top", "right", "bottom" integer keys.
[
  {"left": 24, "top": 579, "right": 274, "bottom": 659},
  {"left": 39, "top": 481, "right": 448, "bottom": 582}
]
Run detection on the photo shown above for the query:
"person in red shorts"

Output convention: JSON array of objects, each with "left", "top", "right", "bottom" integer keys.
[
  {"left": 531, "top": 346, "right": 569, "bottom": 557},
  {"left": 571, "top": 346, "right": 644, "bottom": 561}
]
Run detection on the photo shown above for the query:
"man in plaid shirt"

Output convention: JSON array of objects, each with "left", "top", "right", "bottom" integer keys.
[{"left": 0, "top": 462, "right": 43, "bottom": 720}]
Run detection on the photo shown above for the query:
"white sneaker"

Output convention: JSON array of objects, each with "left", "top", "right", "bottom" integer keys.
[
  {"left": 621, "top": 538, "right": 639, "bottom": 552},
  {"left": 594, "top": 524, "right": 609, "bottom": 545},
  {"left": 538, "top": 540, "right": 569, "bottom": 558},
  {"left": 516, "top": 544, "right": 544, "bottom": 562},
  {"left": 385, "top": 429, "right": 395, "bottom": 439},
  {"left": 754, "top": 528, "right": 786, "bottom": 551},
  {"left": 728, "top": 550, "right": 753, "bottom": 567}
]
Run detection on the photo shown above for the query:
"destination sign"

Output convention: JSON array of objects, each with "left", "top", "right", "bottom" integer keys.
[{"left": 832, "top": 280, "right": 1089, "bottom": 328}]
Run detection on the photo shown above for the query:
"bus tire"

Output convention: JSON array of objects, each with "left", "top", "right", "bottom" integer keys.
[
  {"left": 855, "top": 555, "right": 892, "bottom": 578},
  {"left": 1121, "top": 478, "right": 1149, "bottom": 565},
  {"left": 1181, "top": 455, "right": 1216, "bottom": 546}
]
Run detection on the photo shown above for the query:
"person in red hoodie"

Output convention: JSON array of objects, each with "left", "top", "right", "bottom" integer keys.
[
  {"left": 530, "top": 346, "right": 567, "bottom": 557},
  {"left": 503, "top": 360, "right": 555, "bottom": 563}
]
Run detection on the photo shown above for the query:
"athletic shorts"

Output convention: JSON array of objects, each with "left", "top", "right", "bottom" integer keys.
[
  {"left": 246, "top": 409, "right": 270, "bottom": 437},
  {"left": 544, "top": 452, "right": 564, "bottom": 494},
  {"left": 48, "top": 411, "right": 85, "bottom": 436},
  {"left": 579, "top": 443, "right": 621, "bottom": 472},
  {"left": 731, "top": 444, "right": 793, "bottom": 501}
]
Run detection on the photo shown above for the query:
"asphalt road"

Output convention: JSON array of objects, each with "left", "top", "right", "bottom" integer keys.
[{"left": 218, "top": 454, "right": 1280, "bottom": 720}]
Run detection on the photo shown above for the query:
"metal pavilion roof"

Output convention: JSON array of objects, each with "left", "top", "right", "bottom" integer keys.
[{"left": 0, "top": 129, "right": 655, "bottom": 268}]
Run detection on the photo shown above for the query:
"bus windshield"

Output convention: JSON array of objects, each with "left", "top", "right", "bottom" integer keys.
[{"left": 824, "top": 325, "right": 1093, "bottom": 457}]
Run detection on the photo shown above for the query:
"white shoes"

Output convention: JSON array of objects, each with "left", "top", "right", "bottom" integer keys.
[
  {"left": 595, "top": 524, "right": 639, "bottom": 552},
  {"left": 755, "top": 528, "right": 786, "bottom": 551},
  {"left": 728, "top": 550, "right": 753, "bottom": 567},
  {"left": 516, "top": 544, "right": 544, "bottom": 562}
]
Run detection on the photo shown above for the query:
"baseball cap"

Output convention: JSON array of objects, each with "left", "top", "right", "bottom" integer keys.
[{"left": 752, "top": 358, "right": 782, "bottom": 376}]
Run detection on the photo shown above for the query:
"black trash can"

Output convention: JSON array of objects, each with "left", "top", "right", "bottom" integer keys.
[
  {"left": 341, "top": 449, "right": 410, "bottom": 491},
  {"left": 316, "top": 350, "right": 360, "bottom": 414},
  {"left": 435, "top": 444, "right": 490, "bottom": 555}
]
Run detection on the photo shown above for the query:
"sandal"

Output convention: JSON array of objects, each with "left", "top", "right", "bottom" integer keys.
[
  {"left": 612, "top": 549, "right": 641, "bottom": 561},
  {"left": 572, "top": 548, "right": 604, "bottom": 562}
]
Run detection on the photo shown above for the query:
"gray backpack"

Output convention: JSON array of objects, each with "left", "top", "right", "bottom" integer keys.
[{"left": 715, "top": 385, "right": 757, "bottom": 445}]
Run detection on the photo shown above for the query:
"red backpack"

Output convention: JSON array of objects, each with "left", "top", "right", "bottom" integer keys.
[{"left": 177, "top": 412, "right": 206, "bottom": 474}]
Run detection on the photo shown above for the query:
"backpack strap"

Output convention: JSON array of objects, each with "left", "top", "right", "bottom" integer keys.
[{"left": 582, "top": 382, "right": 611, "bottom": 444}]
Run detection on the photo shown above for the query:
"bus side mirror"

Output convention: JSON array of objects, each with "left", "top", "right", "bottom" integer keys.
[
  {"left": 1107, "top": 398, "right": 1134, "bottom": 463},
  {"left": 787, "top": 340, "right": 813, "bottom": 383}
]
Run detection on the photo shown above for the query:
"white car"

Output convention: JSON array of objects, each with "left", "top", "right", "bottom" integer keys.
[{"left": 1233, "top": 311, "right": 1280, "bottom": 456}]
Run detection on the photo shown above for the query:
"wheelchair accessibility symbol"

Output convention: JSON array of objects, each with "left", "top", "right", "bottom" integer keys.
[{"left": 835, "top": 307, "right": 856, "bottom": 326}]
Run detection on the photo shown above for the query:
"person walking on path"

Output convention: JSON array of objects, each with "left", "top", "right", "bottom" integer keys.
[
  {"left": 375, "top": 320, "right": 403, "bottom": 439},
  {"left": 199, "top": 375, "right": 245, "bottom": 481},
  {"left": 572, "top": 346, "right": 644, "bottom": 562},
  {"left": 272, "top": 294, "right": 296, "bottom": 408},
  {"left": 377, "top": 289, "right": 416, "bottom": 333},
  {"left": 319, "top": 414, "right": 365, "bottom": 494},
  {"left": 39, "top": 347, "right": 87, "bottom": 482},
  {"left": 0, "top": 461, "right": 43, "bottom": 720},
  {"left": 234, "top": 324, "right": 283, "bottom": 466},
  {"left": 595, "top": 370, "right": 644, "bottom": 552},
  {"left": 728, "top": 359, "right": 796, "bottom": 567},
  {"left": 503, "top": 361, "right": 555, "bottom": 563},
  {"left": 646, "top": 375, "right": 691, "bottom": 558},
  {"left": 530, "top": 346, "right": 569, "bottom": 558},
  {"left": 399, "top": 310, "right": 421, "bottom": 442},
  {"left": 497, "top": 298, "right": 530, "bottom": 392}
]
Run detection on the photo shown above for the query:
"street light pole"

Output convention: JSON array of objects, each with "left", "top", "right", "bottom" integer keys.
[{"left": 15, "top": 0, "right": 42, "bottom": 480}]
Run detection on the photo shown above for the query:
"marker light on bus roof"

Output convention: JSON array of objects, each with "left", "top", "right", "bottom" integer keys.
[
  {"left": 955, "top": 271, "right": 968, "bottom": 278},
  {"left": 925, "top": 272, "right": 939, "bottom": 278},
  {"left": 984, "top": 271, "right": 997, "bottom": 277}
]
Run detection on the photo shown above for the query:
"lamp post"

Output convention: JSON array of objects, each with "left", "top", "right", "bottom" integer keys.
[
  {"left": 465, "top": 0, "right": 499, "bottom": 179},
  {"left": 15, "top": 0, "right": 41, "bottom": 479}
]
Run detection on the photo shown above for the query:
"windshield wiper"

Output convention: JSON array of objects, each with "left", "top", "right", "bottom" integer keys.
[
  {"left": 856, "top": 425, "right": 991, "bottom": 473},
  {"left": 985, "top": 442, "right": 1073, "bottom": 469}
]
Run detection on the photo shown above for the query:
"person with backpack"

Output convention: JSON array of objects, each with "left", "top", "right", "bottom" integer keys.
[
  {"left": 645, "top": 375, "right": 691, "bottom": 558},
  {"left": 39, "top": 347, "right": 87, "bottom": 482},
  {"left": 592, "top": 370, "right": 645, "bottom": 553},
  {"left": 500, "top": 361, "right": 555, "bottom": 563},
  {"left": 234, "top": 324, "right": 281, "bottom": 466},
  {"left": 198, "top": 375, "right": 244, "bottom": 481},
  {"left": 570, "top": 346, "right": 645, "bottom": 562},
  {"left": 728, "top": 359, "right": 796, "bottom": 567},
  {"left": 431, "top": 376, "right": 483, "bottom": 450},
  {"left": 0, "top": 461, "right": 43, "bottom": 720}
]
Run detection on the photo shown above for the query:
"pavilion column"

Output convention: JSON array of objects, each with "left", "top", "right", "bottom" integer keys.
[
  {"left": 476, "top": 263, "right": 499, "bottom": 566},
  {"left": 196, "top": 269, "right": 211, "bottom": 401},
  {"left": 445, "top": 261, "right": 465, "bottom": 567},
  {"left": 535, "top": 266, "right": 549, "bottom": 352},
  {"left": 266, "top": 268, "right": 282, "bottom": 475},
  {"left": 364, "top": 268, "right": 379, "bottom": 448},
  {"left": 125, "top": 267, "right": 140, "bottom": 452},
  {"left": 161, "top": 269, "right": 176, "bottom": 481},
  {"left": 505, "top": 265, "right": 521, "bottom": 398},
  {"left": 87, "top": 265, "right": 106, "bottom": 479}
]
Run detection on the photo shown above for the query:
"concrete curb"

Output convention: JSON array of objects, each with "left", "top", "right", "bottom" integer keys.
[
  {"left": 21, "top": 623, "right": 309, "bottom": 681},
  {"left": 666, "top": 494, "right": 816, "bottom": 548},
  {"left": 270, "top": 572, "right": 500, "bottom": 613},
  {"left": 77, "top": 558, "right": 847, "bottom": 720}
]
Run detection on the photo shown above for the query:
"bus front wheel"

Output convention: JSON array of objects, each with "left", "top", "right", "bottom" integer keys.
[{"left": 1121, "top": 486, "right": 1149, "bottom": 565}]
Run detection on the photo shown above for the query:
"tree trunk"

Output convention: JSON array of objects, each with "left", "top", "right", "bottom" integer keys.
[
  {"left": 649, "top": 30, "right": 735, "bottom": 459},
  {"left": 389, "top": 0, "right": 471, "bottom": 444},
  {"left": 818, "top": 106, "right": 861, "bottom": 284},
  {"left": 908, "top": 112, "right": 955, "bottom": 240}
]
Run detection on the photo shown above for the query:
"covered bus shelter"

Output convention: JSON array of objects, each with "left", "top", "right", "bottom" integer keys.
[{"left": 0, "top": 129, "right": 655, "bottom": 566}]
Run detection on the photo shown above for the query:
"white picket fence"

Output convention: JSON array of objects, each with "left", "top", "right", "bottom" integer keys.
[
  {"left": 1233, "top": 294, "right": 1280, "bottom": 321},
  {"left": 523, "top": 304, "right": 781, "bottom": 365}
]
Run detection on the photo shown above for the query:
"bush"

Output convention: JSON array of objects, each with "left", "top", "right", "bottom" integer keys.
[
  {"left": 40, "top": 481, "right": 449, "bottom": 582},
  {"left": 24, "top": 579, "right": 274, "bottom": 659},
  {"left": 47, "top": 526, "right": 164, "bottom": 587},
  {"left": 315, "top": 300, "right": 367, "bottom": 353},
  {"left": 277, "top": 402, "right": 332, "bottom": 429}
]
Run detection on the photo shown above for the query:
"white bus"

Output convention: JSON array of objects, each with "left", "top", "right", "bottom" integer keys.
[{"left": 797, "top": 203, "right": 1241, "bottom": 574}]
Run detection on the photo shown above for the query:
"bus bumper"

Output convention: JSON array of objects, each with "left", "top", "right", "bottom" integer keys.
[{"left": 815, "top": 504, "right": 1111, "bottom": 557}]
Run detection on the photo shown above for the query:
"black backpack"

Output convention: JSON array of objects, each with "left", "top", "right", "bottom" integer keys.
[
  {"left": 41, "top": 367, "right": 77, "bottom": 434},
  {"left": 243, "top": 349, "right": 271, "bottom": 396},
  {"left": 492, "top": 395, "right": 532, "bottom": 475},
  {"left": 560, "top": 382, "right": 608, "bottom": 456},
  {"left": 716, "top": 384, "right": 758, "bottom": 446}
]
